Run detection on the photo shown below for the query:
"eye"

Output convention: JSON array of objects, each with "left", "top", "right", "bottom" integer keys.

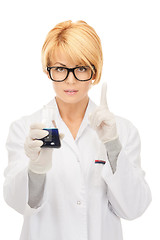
[
  {"left": 54, "top": 67, "right": 65, "bottom": 72},
  {"left": 77, "top": 66, "right": 87, "bottom": 72}
]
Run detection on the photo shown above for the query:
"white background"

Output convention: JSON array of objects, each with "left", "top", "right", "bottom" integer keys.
[{"left": 0, "top": 0, "right": 159, "bottom": 239}]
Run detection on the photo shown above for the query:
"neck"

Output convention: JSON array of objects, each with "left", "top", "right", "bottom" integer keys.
[{"left": 55, "top": 96, "right": 89, "bottom": 122}]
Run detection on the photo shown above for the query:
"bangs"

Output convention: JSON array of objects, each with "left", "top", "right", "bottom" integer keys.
[{"left": 48, "top": 38, "right": 96, "bottom": 75}]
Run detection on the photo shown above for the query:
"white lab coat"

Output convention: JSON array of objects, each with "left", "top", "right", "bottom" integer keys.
[{"left": 3, "top": 98, "right": 151, "bottom": 240}]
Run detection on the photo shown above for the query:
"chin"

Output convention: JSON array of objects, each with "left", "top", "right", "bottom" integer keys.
[{"left": 56, "top": 94, "right": 88, "bottom": 105}]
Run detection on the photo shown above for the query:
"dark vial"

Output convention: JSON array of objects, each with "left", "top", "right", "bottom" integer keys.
[{"left": 40, "top": 128, "right": 61, "bottom": 148}]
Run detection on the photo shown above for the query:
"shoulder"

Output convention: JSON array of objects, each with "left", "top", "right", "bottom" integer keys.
[
  {"left": 115, "top": 115, "right": 139, "bottom": 132},
  {"left": 6, "top": 109, "right": 43, "bottom": 147},
  {"left": 9, "top": 109, "right": 42, "bottom": 133},
  {"left": 115, "top": 115, "right": 137, "bottom": 130},
  {"left": 9, "top": 99, "right": 56, "bottom": 131},
  {"left": 115, "top": 115, "right": 140, "bottom": 147}
]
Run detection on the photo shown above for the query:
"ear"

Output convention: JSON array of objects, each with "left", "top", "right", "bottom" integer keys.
[
  {"left": 91, "top": 66, "right": 97, "bottom": 83},
  {"left": 91, "top": 73, "right": 97, "bottom": 85},
  {"left": 47, "top": 71, "right": 50, "bottom": 79}
]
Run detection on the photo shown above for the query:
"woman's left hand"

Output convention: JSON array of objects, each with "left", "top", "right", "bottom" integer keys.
[{"left": 88, "top": 82, "right": 118, "bottom": 143}]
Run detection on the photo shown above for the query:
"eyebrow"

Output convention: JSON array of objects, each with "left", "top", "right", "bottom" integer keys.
[
  {"left": 54, "top": 62, "right": 66, "bottom": 66},
  {"left": 53, "top": 62, "right": 83, "bottom": 67}
]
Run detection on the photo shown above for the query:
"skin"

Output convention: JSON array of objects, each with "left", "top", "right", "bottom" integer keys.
[{"left": 47, "top": 49, "right": 95, "bottom": 139}]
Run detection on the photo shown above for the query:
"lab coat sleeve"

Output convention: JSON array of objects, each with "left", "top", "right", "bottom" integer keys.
[
  {"left": 28, "top": 170, "right": 46, "bottom": 208},
  {"left": 104, "top": 138, "right": 122, "bottom": 173},
  {"left": 101, "top": 121, "right": 152, "bottom": 220},
  {"left": 3, "top": 118, "right": 47, "bottom": 215}
]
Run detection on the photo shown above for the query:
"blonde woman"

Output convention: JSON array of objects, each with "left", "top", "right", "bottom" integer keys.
[{"left": 4, "top": 20, "right": 151, "bottom": 240}]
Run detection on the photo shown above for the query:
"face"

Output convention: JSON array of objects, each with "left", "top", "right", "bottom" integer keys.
[{"left": 48, "top": 50, "right": 94, "bottom": 105}]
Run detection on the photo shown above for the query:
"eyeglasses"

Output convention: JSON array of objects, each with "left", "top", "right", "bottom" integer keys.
[{"left": 47, "top": 65, "right": 94, "bottom": 82}]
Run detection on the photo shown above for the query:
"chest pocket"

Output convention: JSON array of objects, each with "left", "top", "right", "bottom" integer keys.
[{"left": 93, "top": 144, "right": 108, "bottom": 188}]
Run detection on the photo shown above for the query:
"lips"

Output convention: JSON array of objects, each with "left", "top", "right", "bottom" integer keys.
[
  {"left": 64, "top": 90, "right": 78, "bottom": 93},
  {"left": 64, "top": 89, "right": 79, "bottom": 95}
]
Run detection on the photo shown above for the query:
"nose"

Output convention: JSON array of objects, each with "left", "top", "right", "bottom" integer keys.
[{"left": 65, "top": 71, "right": 77, "bottom": 84}]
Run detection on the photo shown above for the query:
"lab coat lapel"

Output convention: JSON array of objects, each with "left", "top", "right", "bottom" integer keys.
[
  {"left": 45, "top": 98, "right": 97, "bottom": 158},
  {"left": 57, "top": 116, "right": 80, "bottom": 157},
  {"left": 75, "top": 98, "right": 96, "bottom": 141}
]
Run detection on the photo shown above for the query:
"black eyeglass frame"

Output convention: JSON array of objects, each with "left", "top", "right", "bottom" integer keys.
[{"left": 47, "top": 65, "right": 95, "bottom": 82}]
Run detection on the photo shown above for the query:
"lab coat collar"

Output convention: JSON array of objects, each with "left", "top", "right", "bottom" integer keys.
[{"left": 45, "top": 97, "right": 97, "bottom": 157}]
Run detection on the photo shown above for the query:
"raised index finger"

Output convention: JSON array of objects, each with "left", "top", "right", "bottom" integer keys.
[{"left": 100, "top": 82, "right": 108, "bottom": 108}]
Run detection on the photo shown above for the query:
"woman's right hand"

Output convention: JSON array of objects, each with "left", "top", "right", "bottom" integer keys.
[{"left": 24, "top": 123, "right": 53, "bottom": 174}]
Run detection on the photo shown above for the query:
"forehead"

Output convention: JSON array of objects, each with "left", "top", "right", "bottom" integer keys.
[{"left": 50, "top": 48, "right": 84, "bottom": 67}]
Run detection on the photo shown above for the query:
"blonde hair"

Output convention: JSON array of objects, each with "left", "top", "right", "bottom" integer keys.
[{"left": 41, "top": 20, "right": 103, "bottom": 85}]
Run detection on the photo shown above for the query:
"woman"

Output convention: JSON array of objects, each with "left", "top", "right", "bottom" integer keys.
[{"left": 4, "top": 20, "right": 151, "bottom": 240}]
